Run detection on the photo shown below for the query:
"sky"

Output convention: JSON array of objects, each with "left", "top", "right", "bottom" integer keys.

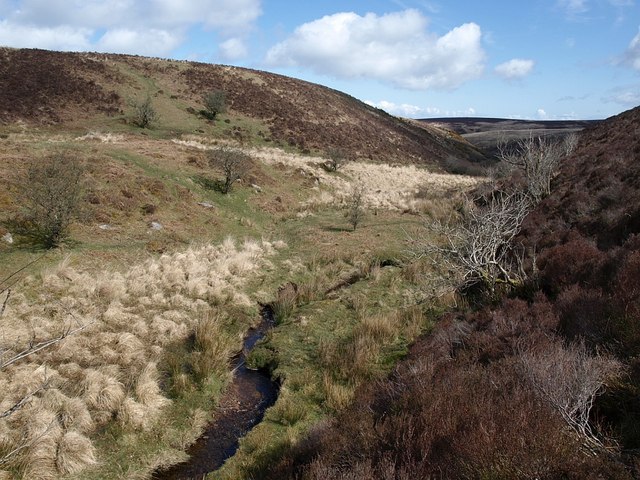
[{"left": 0, "top": 0, "right": 639, "bottom": 120}]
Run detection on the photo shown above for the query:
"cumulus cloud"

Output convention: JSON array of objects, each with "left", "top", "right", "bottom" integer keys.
[
  {"left": 266, "top": 9, "right": 486, "bottom": 90},
  {"left": 0, "top": 0, "right": 261, "bottom": 57},
  {"left": 0, "top": 21, "right": 92, "bottom": 51},
  {"left": 537, "top": 108, "right": 549, "bottom": 119},
  {"left": 364, "top": 100, "right": 477, "bottom": 118},
  {"left": 97, "top": 28, "right": 183, "bottom": 57},
  {"left": 495, "top": 58, "right": 535, "bottom": 80},
  {"left": 365, "top": 100, "right": 435, "bottom": 117},
  {"left": 219, "top": 38, "right": 248, "bottom": 61},
  {"left": 624, "top": 28, "right": 640, "bottom": 70}
]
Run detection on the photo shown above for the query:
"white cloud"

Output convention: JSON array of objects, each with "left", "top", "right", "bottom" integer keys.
[
  {"left": 266, "top": 9, "right": 485, "bottom": 90},
  {"left": 219, "top": 38, "right": 248, "bottom": 61},
  {"left": 365, "top": 100, "right": 436, "bottom": 117},
  {"left": 537, "top": 108, "right": 549, "bottom": 119},
  {"left": 495, "top": 58, "right": 535, "bottom": 80},
  {"left": 624, "top": 28, "right": 640, "bottom": 70},
  {"left": 364, "top": 100, "right": 477, "bottom": 118},
  {"left": 0, "top": 21, "right": 92, "bottom": 51},
  {"left": 97, "top": 28, "right": 182, "bottom": 56},
  {"left": 0, "top": 0, "right": 261, "bottom": 57}
]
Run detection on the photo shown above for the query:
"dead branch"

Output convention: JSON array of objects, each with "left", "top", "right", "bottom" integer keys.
[
  {"left": 418, "top": 190, "right": 532, "bottom": 300},
  {"left": 520, "top": 340, "right": 622, "bottom": 450},
  {"left": 498, "top": 133, "right": 578, "bottom": 202}
]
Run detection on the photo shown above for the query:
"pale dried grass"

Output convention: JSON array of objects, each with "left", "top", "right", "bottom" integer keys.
[
  {"left": 172, "top": 140, "right": 482, "bottom": 212},
  {"left": 0, "top": 237, "right": 279, "bottom": 477}
]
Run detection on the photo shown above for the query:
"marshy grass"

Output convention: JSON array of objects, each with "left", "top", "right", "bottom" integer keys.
[{"left": 0, "top": 237, "right": 281, "bottom": 478}]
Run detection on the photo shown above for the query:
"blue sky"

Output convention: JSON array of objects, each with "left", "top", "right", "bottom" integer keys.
[{"left": 1, "top": 0, "right": 639, "bottom": 119}]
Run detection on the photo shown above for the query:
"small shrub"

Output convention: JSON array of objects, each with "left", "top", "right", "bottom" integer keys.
[
  {"left": 131, "top": 96, "right": 158, "bottom": 128},
  {"left": 208, "top": 147, "right": 251, "bottom": 194},
  {"left": 201, "top": 90, "right": 226, "bottom": 120},
  {"left": 16, "top": 153, "right": 85, "bottom": 248},
  {"left": 345, "top": 185, "right": 366, "bottom": 231},
  {"left": 324, "top": 148, "right": 348, "bottom": 172}
]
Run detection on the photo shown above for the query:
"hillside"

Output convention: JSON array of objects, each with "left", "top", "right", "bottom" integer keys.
[
  {"left": 0, "top": 48, "right": 487, "bottom": 168},
  {"left": 421, "top": 116, "right": 599, "bottom": 157},
  {"left": 260, "top": 107, "right": 640, "bottom": 479}
]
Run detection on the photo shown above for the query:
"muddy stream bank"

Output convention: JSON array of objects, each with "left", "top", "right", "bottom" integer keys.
[{"left": 153, "top": 307, "right": 279, "bottom": 479}]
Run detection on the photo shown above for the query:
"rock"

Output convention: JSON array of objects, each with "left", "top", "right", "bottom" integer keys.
[
  {"left": 150, "top": 221, "right": 163, "bottom": 230},
  {"left": 2, "top": 233, "right": 13, "bottom": 244},
  {"left": 198, "top": 202, "right": 215, "bottom": 208},
  {"left": 250, "top": 184, "right": 262, "bottom": 192},
  {"left": 98, "top": 224, "right": 113, "bottom": 230}
]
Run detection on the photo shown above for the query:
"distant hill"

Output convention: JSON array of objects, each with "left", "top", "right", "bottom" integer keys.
[
  {"left": 421, "top": 116, "right": 600, "bottom": 157},
  {"left": 0, "top": 48, "right": 488, "bottom": 169}
]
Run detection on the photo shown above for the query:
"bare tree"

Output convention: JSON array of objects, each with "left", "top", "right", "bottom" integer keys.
[
  {"left": 420, "top": 190, "right": 532, "bottom": 300},
  {"left": 131, "top": 96, "right": 158, "bottom": 128},
  {"left": 18, "top": 153, "right": 84, "bottom": 249},
  {"left": 345, "top": 184, "right": 366, "bottom": 231},
  {"left": 202, "top": 90, "right": 226, "bottom": 120},
  {"left": 208, "top": 147, "right": 251, "bottom": 194},
  {"left": 520, "top": 340, "right": 621, "bottom": 450},
  {"left": 498, "top": 134, "right": 578, "bottom": 202}
]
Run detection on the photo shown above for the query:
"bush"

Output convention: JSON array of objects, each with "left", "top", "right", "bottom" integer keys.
[
  {"left": 15, "top": 153, "right": 84, "bottom": 248},
  {"left": 324, "top": 148, "right": 348, "bottom": 172},
  {"left": 345, "top": 185, "right": 366, "bottom": 231},
  {"left": 201, "top": 90, "right": 226, "bottom": 120},
  {"left": 208, "top": 147, "right": 251, "bottom": 194},
  {"left": 131, "top": 96, "right": 158, "bottom": 128}
]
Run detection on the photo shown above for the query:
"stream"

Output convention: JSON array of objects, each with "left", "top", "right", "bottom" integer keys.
[{"left": 153, "top": 306, "right": 279, "bottom": 479}]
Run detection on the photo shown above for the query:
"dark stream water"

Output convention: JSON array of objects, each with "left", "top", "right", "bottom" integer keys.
[{"left": 153, "top": 307, "right": 278, "bottom": 480}]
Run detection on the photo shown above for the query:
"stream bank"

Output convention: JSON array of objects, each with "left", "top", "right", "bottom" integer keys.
[{"left": 153, "top": 306, "right": 279, "bottom": 479}]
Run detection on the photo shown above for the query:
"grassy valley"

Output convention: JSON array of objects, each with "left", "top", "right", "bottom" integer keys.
[
  {"left": 0, "top": 48, "right": 481, "bottom": 479},
  {"left": 1, "top": 47, "right": 639, "bottom": 480}
]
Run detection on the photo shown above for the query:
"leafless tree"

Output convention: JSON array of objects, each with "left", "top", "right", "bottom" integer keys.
[
  {"left": 345, "top": 184, "right": 366, "bottom": 231},
  {"left": 420, "top": 190, "right": 532, "bottom": 300},
  {"left": 208, "top": 147, "right": 251, "bottom": 194},
  {"left": 498, "top": 133, "right": 578, "bottom": 202},
  {"left": 520, "top": 340, "right": 622, "bottom": 450}
]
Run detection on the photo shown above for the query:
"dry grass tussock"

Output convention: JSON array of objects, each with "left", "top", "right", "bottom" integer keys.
[
  {"left": 75, "top": 131, "right": 125, "bottom": 143},
  {"left": 172, "top": 139, "right": 482, "bottom": 212},
  {"left": 0, "top": 237, "right": 282, "bottom": 478}
]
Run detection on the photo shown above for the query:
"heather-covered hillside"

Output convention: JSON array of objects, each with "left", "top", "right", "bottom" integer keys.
[{"left": 0, "top": 48, "right": 487, "bottom": 168}]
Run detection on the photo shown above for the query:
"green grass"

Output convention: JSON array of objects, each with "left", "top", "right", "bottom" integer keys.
[
  {"left": 214, "top": 248, "right": 442, "bottom": 479},
  {"left": 0, "top": 119, "right": 461, "bottom": 480}
]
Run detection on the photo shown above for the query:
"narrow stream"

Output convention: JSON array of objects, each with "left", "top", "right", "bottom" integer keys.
[{"left": 153, "top": 306, "right": 279, "bottom": 479}]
